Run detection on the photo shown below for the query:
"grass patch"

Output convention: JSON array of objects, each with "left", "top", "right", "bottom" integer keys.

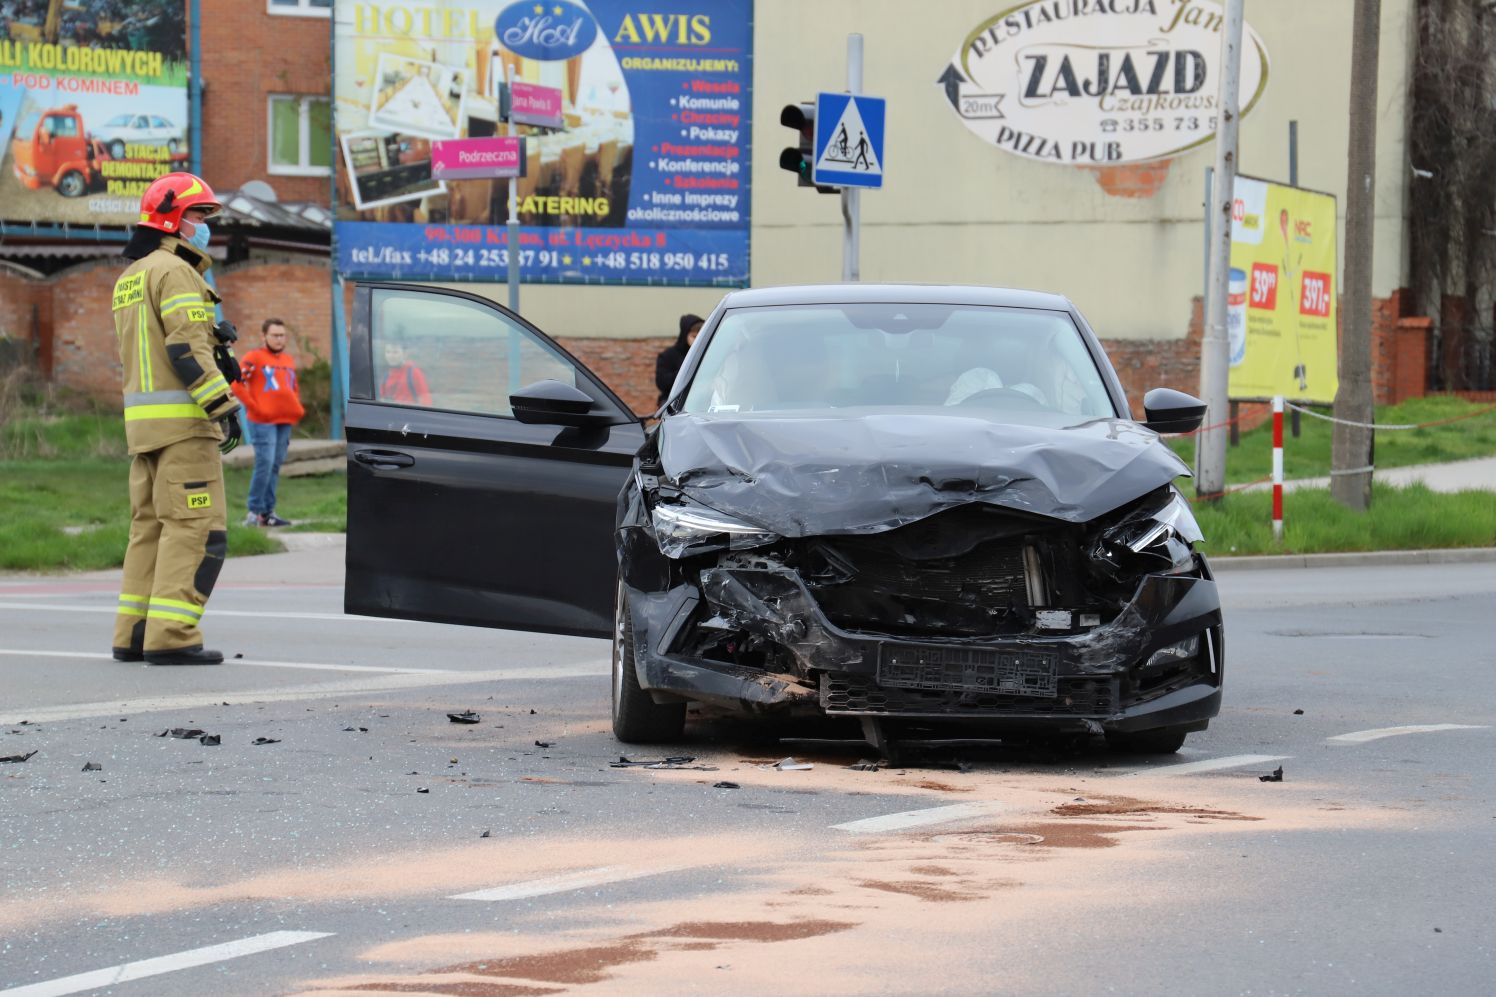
[
  {"left": 1169, "top": 396, "right": 1496, "bottom": 485},
  {"left": 1194, "top": 483, "right": 1496, "bottom": 556},
  {"left": 0, "top": 459, "right": 346, "bottom": 573}
]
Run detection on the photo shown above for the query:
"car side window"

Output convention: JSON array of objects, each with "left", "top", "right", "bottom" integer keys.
[{"left": 370, "top": 288, "right": 577, "bottom": 418}]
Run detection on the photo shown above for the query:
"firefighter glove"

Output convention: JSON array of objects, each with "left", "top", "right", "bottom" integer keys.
[
  {"left": 213, "top": 343, "right": 242, "bottom": 384},
  {"left": 218, "top": 411, "right": 242, "bottom": 455}
]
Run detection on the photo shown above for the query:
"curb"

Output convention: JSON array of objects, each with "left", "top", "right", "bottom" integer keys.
[{"left": 1211, "top": 547, "right": 1496, "bottom": 571}]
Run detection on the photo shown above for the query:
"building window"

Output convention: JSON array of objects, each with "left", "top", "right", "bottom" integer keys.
[
  {"left": 267, "top": 0, "right": 331, "bottom": 16},
  {"left": 268, "top": 95, "right": 332, "bottom": 176}
]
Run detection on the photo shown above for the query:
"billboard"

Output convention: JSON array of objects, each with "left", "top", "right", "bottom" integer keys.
[
  {"left": 1227, "top": 176, "right": 1339, "bottom": 403},
  {"left": 939, "top": 0, "right": 1270, "bottom": 166},
  {"left": 0, "top": 1, "right": 190, "bottom": 226},
  {"left": 334, "top": 0, "right": 752, "bottom": 286}
]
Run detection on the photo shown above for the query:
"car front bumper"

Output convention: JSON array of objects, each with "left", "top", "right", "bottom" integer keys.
[{"left": 623, "top": 563, "right": 1223, "bottom": 735}]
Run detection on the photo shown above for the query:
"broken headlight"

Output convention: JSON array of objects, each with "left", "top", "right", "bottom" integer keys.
[
  {"left": 650, "top": 498, "right": 779, "bottom": 559},
  {"left": 1089, "top": 488, "right": 1203, "bottom": 580}
]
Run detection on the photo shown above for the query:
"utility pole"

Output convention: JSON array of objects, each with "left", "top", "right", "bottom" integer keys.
[
  {"left": 1195, "top": 0, "right": 1244, "bottom": 500},
  {"left": 1332, "top": 0, "right": 1381, "bottom": 510}
]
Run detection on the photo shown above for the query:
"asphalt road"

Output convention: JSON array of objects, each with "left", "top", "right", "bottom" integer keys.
[{"left": 2, "top": 548, "right": 1494, "bottom": 996}]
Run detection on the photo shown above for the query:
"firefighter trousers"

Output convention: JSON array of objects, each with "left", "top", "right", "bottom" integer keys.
[{"left": 113, "top": 436, "right": 228, "bottom": 654}]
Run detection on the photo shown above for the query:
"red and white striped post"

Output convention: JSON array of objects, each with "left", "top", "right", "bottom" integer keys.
[{"left": 1271, "top": 396, "right": 1285, "bottom": 542}]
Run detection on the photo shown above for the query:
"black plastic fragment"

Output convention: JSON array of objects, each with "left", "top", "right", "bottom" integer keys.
[
  {"left": 448, "top": 711, "right": 481, "bottom": 724},
  {"left": 529, "top": 709, "right": 537, "bottom": 714},
  {"left": 199, "top": 734, "right": 221, "bottom": 746},
  {"left": 157, "top": 728, "right": 206, "bottom": 739},
  {"left": 1293, "top": 709, "right": 1304, "bottom": 715},
  {"left": 416, "top": 787, "right": 430, "bottom": 794},
  {"left": 534, "top": 740, "right": 553, "bottom": 748},
  {"left": 849, "top": 760, "right": 881, "bottom": 772},
  {"left": 1259, "top": 766, "right": 1284, "bottom": 783},
  {"left": 479, "top": 829, "right": 492, "bottom": 838},
  {"left": 251, "top": 737, "right": 280, "bottom": 745},
  {"left": 82, "top": 762, "right": 103, "bottom": 772},
  {"left": 609, "top": 756, "right": 715, "bottom": 771},
  {"left": 1, "top": 750, "right": 38, "bottom": 763},
  {"left": 712, "top": 781, "right": 740, "bottom": 789}
]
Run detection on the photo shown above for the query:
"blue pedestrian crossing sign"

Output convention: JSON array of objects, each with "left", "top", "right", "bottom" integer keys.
[{"left": 813, "top": 92, "right": 885, "bottom": 189}]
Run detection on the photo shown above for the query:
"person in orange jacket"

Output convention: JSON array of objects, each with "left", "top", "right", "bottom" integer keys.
[{"left": 232, "top": 318, "right": 306, "bottom": 526}]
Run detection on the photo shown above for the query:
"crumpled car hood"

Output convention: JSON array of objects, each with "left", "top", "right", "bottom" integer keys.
[{"left": 657, "top": 411, "right": 1190, "bottom": 536}]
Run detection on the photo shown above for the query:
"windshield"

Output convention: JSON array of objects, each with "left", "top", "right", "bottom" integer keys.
[{"left": 680, "top": 303, "right": 1116, "bottom": 421}]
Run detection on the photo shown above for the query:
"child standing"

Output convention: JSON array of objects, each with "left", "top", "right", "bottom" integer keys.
[{"left": 233, "top": 318, "right": 306, "bottom": 527}]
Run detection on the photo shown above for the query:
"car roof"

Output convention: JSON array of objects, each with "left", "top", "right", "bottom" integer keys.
[{"left": 718, "top": 283, "right": 1073, "bottom": 311}]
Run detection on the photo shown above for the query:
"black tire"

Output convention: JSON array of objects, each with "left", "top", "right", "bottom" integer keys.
[
  {"left": 57, "top": 170, "right": 87, "bottom": 198},
  {"left": 1105, "top": 727, "right": 1189, "bottom": 755},
  {"left": 108, "top": 139, "right": 125, "bottom": 160},
  {"left": 611, "top": 581, "right": 685, "bottom": 743},
  {"left": 167, "top": 138, "right": 180, "bottom": 154}
]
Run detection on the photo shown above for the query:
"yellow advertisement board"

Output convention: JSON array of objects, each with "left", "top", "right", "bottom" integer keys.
[{"left": 1227, "top": 176, "right": 1338, "bottom": 403}]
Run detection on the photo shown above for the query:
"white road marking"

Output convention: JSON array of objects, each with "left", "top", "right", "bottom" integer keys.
[
  {"left": 0, "top": 930, "right": 332, "bottom": 996},
  {"left": 832, "top": 801, "right": 1006, "bottom": 834},
  {"left": 0, "top": 649, "right": 449, "bottom": 675},
  {"left": 0, "top": 601, "right": 404, "bottom": 623},
  {"left": 0, "top": 662, "right": 609, "bottom": 725},
  {"left": 1327, "top": 724, "right": 1489, "bottom": 744},
  {"left": 450, "top": 865, "right": 686, "bottom": 901},
  {"left": 1117, "top": 754, "right": 1290, "bottom": 777}
]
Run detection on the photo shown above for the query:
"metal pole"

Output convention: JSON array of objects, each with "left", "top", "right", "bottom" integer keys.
[
  {"left": 1195, "top": 0, "right": 1244, "bottom": 500},
  {"left": 1331, "top": 0, "right": 1380, "bottom": 510},
  {"left": 506, "top": 64, "right": 521, "bottom": 315},
  {"left": 842, "top": 33, "right": 862, "bottom": 283},
  {"left": 328, "top": 8, "right": 345, "bottom": 440},
  {"left": 189, "top": 0, "right": 202, "bottom": 176},
  {"left": 1271, "top": 395, "right": 1284, "bottom": 541},
  {"left": 1288, "top": 120, "right": 1302, "bottom": 438}
]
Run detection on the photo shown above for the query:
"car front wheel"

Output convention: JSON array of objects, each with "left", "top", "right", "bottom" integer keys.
[
  {"left": 611, "top": 581, "right": 685, "bottom": 743},
  {"left": 1105, "top": 726, "right": 1188, "bottom": 754},
  {"left": 108, "top": 139, "right": 125, "bottom": 160}
]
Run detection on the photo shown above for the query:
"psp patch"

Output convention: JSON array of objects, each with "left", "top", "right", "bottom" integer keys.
[
  {"left": 186, "top": 307, "right": 210, "bottom": 323},
  {"left": 186, "top": 492, "right": 212, "bottom": 509}
]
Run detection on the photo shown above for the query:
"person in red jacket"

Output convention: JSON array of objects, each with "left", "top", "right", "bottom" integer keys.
[
  {"left": 232, "top": 318, "right": 306, "bottom": 526},
  {"left": 379, "top": 336, "right": 432, "bottom": 406}
]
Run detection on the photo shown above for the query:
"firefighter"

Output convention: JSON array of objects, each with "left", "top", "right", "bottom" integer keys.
[{"left": 111, "top": 172, "right": 241, "bottom": 666}]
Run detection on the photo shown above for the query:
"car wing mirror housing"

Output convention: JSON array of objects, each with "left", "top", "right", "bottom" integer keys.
[
  {"left": 1141, "top": 387, "right": 1207, "bottom": 434},
  {"left": 510, "top": 379, "right": 608, "bottom": 428}
]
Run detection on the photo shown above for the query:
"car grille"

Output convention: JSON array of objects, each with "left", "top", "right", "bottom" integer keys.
[
  {"left": 820, "top": 674, "right": 1116, "bottom": 717},
  {"left": 803, "top": 534, "right": 1032, "bottom": 637}
]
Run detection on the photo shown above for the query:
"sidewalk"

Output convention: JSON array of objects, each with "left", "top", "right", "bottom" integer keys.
[{"left": 1248, "top": 455, "right": 1496, "bottom": 494}]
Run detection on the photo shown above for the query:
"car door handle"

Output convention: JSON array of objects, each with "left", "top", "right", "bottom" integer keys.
[{"left": 353, "top": 449, "right": 415, "bottom": 469}]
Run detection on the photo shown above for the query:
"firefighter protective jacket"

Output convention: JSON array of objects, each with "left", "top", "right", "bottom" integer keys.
[{"left": 112, "top": 237, "right": 239, "bottom": 454}]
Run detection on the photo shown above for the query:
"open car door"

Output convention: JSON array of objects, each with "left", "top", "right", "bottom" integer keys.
[{"left": 344, "top": 283, "right": 645, "bottom": 638}]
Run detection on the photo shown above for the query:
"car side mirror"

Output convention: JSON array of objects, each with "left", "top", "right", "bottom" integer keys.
[
  {"left": 510, "top": 379, "right": 606, "bottom": 427},
  {"left": 1141, "top": 387, "right": 1207, "bottom": 434}
]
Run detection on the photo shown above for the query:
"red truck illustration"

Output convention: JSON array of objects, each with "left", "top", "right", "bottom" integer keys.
[{"left": 11, "top": 104, "right": 102, "bottom": 198}]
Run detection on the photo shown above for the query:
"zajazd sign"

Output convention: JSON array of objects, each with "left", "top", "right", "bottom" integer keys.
[{"left": 938, "top": 0, "right": 1269, "bottom": 165}]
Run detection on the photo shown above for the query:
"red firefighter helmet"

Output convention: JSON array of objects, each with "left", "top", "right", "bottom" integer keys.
[{"left": 137, "top": 172, "right": 221, "bottom": 234}]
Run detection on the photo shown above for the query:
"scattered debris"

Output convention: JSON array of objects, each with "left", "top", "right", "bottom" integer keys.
[
  {"left": 416, "top": 787, "right": 430, "bottom": 794},
  {"left": 1293, "top": 709, "right": 1304, "bottom": 715},
  {"left": 156, "top": 728, "right": 205, "bottom": 739},
  {"left": 251, "top": 737, "right": 281, "bottom": 745},
  {"left": 82, "top": 762, "right": 102, "bottom": 772},
  {"left": 529, "top": 709, "right": 537, "bottom": 715},
  {"left": 342, "top": 727, "right": 369, "bottom": 733},
  {"left": 534, "top": 740, "right": 554, "bottom": 748},
  {"left": 479, "top": 829, "right": 491, "bottom": 838},
  {"left": 849, "top": 760, "right": 881, "bottom": 772},
  {"left": 712, "top": 781, "right": 740, "bottom": 789},
  {"left": 611, "top": 755, "right": 717, "bottom": 771},
  {"left": 199, "top": 734, "right": 221, "bottom": 746},
  {"left": 1259, "top": 766, "right": 1284, "bottom": 783},
  {"left": 447, "top": 711, "right": 481, "bottom": 724},
  {"left": 233, "top": 653, "right": 243, "bottom": 659},
  {"left": 1, "top": 751, "right": 38, "bottom": 763},
  {"left": 773, "top": 757, "right": 813, "bottom": 771},
  {"left": 1434, "top": 927, "right": 1443, "bottom": 933}
]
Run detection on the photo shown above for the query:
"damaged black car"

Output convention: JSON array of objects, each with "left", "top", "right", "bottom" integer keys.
[{"left": 344, "top": 283, "right": 1222, "bottom": 754}]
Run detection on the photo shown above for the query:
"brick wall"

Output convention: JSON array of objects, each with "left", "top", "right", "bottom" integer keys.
[
  {"left": 194, "top": 4, "right": 331, "bottom": 204},
  {"left": 216, "top": 259, "right": 333, "bottom": 363},
  {"left": 0, "top": 268, "right": 46, "bottom": 372}
]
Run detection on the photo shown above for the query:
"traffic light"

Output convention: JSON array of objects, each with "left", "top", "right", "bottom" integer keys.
[{"left": 779, "top": 102, "right": 837, "bottom": 193}]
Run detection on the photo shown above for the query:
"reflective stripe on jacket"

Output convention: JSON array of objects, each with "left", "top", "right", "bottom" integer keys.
[{"left": 112, "top": 238, "right": 239, "bottom": 454}]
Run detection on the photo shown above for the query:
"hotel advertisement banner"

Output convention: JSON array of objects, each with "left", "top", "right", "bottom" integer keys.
[
  {"left": 0, "top": 2, "right": 190, "bottom": 226},
  {"left": 334, "top": 0, "right": 752, "bottom": 287},
  {"left": 1227, "top": 176, "right": 1339, "bottom": 404}
]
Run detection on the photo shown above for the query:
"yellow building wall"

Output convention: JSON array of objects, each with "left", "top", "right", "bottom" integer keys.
[{"left": 467, "top": 0, "right": 1413, "bottom": 343}]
